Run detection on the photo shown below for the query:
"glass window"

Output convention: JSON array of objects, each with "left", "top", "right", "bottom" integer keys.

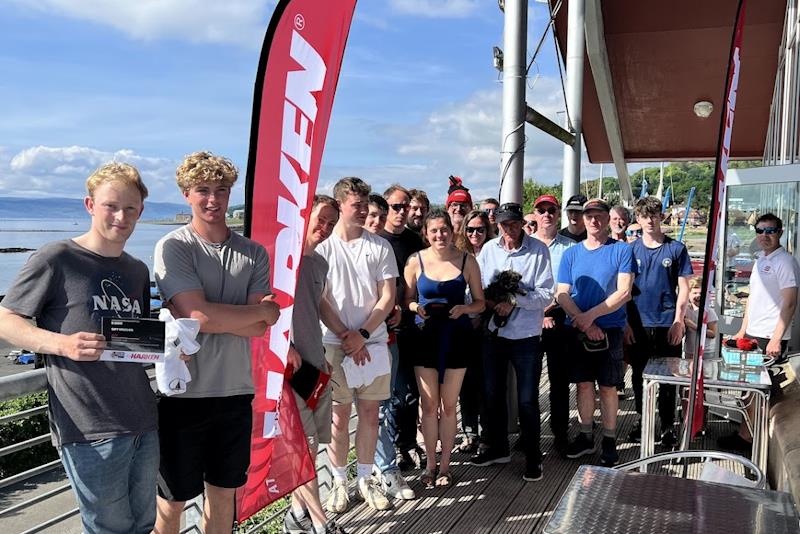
[{"left": 721, "top": 182, "right": 800, "bottom": 318}]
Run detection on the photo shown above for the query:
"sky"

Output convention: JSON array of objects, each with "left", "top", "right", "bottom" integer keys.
[{"left": 0, "top": 0, "right": 620, "bottom": 206}]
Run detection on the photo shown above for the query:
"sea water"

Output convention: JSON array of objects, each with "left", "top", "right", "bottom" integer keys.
[{"left": 0, "top": 219, "right": 181, "bottom": 294}]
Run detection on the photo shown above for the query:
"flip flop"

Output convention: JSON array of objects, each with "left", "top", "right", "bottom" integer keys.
[
  {"left": 420, "top": 469, "right": 436, "bottom": 490},
  {"left": 435, "top": 470, "right": 453, "bottom": 487},
  {"left": 456, "top": 436, "right": 477, "bottom": 454}
]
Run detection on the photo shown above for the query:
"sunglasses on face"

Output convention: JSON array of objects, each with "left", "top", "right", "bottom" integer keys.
[
  {"left": 524, "top": 220, "right": 536, "bottom": 227},
  {"left": 466, "top": 226, "right": 486, "bottom": 235},
  {"left": 389, "top": 203, "right": 409, "bottom": 212},
  {"left": 535, "top": 207, "right": 557, "bottom": 215},
  {"left": 483, "top": 208, "right": 496, "bottom": 215},
  {"left": 755, "top": 226, "right": 779, "bottom": 235},
  {"left": 626, "top": 229, "right": 643, "bottom": 237}
]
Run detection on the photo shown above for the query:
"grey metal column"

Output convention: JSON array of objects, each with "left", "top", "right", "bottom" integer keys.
[
  {"left": 561, "top": 0, "right": 585, "bottom": 223},
  {"left": 499, "top": 0, "right": 527, "bottom": 205}
]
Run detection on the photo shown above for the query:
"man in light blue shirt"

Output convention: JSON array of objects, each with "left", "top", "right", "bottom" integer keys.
[
  {"left": 532, "top": 195, "right": 575, "bottom": 456},
  {"left": 470, "top": 202, "right": 553, "bottom": 482}
]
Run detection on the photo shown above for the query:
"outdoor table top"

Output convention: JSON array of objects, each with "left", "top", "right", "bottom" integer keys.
[
  {"left": 643, "top": 356, "right": 772, "bottom": 391},
  {"left": 544, "top": 465, "right": 800, "bottom": 534}
]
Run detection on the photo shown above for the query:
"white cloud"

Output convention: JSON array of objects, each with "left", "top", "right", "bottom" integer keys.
[
  {"left": 12, "top": 0, "right": 275, "bottom": 47},
  {"left": 389, "top": 0, "right": 481, "bottom": 18},
  {"left": 319, "top": 76, "right": 617, "bottom": 206},
  {"left": 3, "top": 145, "right": 186, "bottom": 202}
]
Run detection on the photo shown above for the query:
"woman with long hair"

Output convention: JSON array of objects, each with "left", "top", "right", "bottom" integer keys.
[
  {"left": 456, "top": 209, "right": 494, "bottom": 256},
  {"left": 454, "top": 209, "right": 493, "bottom": 453},
  {"left": 404, "top": 209, "right": 485, "bottom": 488}
]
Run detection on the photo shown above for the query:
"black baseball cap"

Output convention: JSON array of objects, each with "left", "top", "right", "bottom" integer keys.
[
  {"left": 495, "top": 202, "right": 524, "bottom": 223},
  {"left": 564, "top": 194, "right": 588, "bottom": 212}
]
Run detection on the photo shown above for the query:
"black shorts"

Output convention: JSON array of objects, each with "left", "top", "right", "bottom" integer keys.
[
  {"left": 569, "top": 327, "right": 624, "bottom": 387},
  {"left": 157, "top": 394, "right": 254, "bottom": 501}
]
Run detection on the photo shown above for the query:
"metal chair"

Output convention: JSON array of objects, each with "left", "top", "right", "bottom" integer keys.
[{"left": 616, "top": 450, "right": 765, "bottom": 489}]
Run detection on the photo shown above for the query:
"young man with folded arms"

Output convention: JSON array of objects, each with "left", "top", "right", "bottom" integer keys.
[
  {"left": 153, "top": 152, "right": 281, "bottom": 534},
  {"left": 0, "top": 163, "right": 157, "bottom": 534}
]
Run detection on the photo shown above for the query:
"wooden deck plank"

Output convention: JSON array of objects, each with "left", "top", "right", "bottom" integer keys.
[{"left": 327, "top": 362, "right": 755, "bottom": 533}]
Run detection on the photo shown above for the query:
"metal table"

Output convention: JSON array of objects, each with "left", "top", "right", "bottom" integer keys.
[
  {"left": 544, "top": 465, "right": 800, "bottom": 534},
  {"left": 641, "top": 357, "right": 772, "bottom": 471}
]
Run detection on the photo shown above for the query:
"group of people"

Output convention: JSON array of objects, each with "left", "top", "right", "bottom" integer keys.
[{"left": 0, "top": 157, "right": 797, "bottom": 534}]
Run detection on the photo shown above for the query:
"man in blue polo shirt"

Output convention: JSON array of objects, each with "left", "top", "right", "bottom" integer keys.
[
  {"left": 556, "top": 198, "right": 635, "bottom": 466},
  {"left": 628, "top": 196, "right": 692, "bottom": 446}
]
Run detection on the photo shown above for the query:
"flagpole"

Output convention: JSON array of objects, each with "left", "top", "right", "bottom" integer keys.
[{"left": 680, "top": 0, "right": 747, "bottom": 462}]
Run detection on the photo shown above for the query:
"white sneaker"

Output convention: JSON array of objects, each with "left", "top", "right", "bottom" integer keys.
[
  {"left": 326, "top": 479, "right": 350, "bottom": 514},
  {"left": 357, "top": 476, "right": 391, "bottom": 510},
  {"left": 380, "top": 470, "right": 416, "bottom": 500}
]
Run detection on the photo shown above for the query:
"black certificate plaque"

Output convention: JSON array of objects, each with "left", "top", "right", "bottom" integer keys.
[{"left": 100, "top": 317, "right": 166, "bottom": 363}]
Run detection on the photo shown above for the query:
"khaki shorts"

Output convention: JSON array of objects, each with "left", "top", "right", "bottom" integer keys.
[
  {"left": 293, "top": 384, "right": 332, "bottom": 448},
  {"left": 324, "top": 344, "right": 391, "bottom": 404}
]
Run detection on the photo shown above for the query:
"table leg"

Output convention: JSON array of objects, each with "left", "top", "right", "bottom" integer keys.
[
  {"left": 752, "top": 391, "right": 769, "bottom": 473},
  {"left": 640, "top": 380, "right": 658, "bottom": 473}
]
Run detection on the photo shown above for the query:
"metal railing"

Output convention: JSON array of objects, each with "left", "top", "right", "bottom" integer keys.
[{"left": 0, "top": 367, "right": 358, "bottom": 533}]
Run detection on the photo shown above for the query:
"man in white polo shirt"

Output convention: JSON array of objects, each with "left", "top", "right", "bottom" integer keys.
[{"left": 720, "top": 213, "right": 800, "bottom": 451}]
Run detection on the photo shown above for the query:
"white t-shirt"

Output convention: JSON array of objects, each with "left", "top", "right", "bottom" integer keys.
[
  {"left": 746, "top": 247, "right": 800, "bottom": 340},
  {"left": 685, "top": 305, "right": 719, "bottom": 357},
  {"left": 317, "top": 230, "right": 398, "bottom": 345}
]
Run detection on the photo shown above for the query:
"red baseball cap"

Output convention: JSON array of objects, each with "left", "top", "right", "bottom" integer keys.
[
  {"left": 533, "top": 195, "right": 560, "bottom": 208},
  {"left": 446, "top": 188, "right": 472, "bottom": 206}
]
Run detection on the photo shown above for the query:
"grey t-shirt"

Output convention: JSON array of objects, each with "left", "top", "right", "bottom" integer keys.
[
  {"left": 154, "top": 225, "right": 270, "bottom": 398},
  {"left": 1, "top": 240, "right": 156, "bottom": 446},
  {"left": 292, "top": 252, "right": 328, "bottom": 370}
]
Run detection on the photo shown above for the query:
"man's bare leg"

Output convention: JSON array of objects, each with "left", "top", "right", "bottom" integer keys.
[
  {"left": 154, "top": 497, "right": 185, "bottom": 534},
  {"left": 203, "top": 484, "right": 235, "bottom": 534}
]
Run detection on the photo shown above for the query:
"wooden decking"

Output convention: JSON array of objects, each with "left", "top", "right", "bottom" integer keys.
[{"left": 332, "top": 364, "right": 745, "bottom": 534}]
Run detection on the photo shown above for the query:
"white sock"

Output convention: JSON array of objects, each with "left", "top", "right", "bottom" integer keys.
[
  {"left": 332, "top": 466, "right": 348, "bottom": 482},
  {"left": 290, "top": 504, "right": 306, "bottom": 519},
  {"left": 357, "top": 463, "right": 373, "bottom": 481}
]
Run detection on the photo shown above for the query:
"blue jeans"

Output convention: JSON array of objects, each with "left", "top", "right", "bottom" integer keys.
[
  {"left": 482, "top": 335, "right": 543, "bottom": 464},
  {"left": 61, "top": 431, "right": 159, "bottom": 534},
  {"left": 375, "top": 341, "right": 401, "bottom": 473}
]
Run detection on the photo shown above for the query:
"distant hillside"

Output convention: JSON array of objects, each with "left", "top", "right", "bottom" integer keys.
[{"left": 0, "top": 197, "right": 187, "bottom": 221}]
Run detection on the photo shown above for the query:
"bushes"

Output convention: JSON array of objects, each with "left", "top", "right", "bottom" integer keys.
[{"left": 0, "top": 392, "right": 58, "bottom": 479}]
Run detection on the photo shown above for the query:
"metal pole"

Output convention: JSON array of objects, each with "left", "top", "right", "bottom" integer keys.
[
  {"left": 598, "top": 163, "right": 604, "bottom": 198},
  {"left": 561, "top": 0, "right": 585, "bottom": 224},
  {"left": 499, "top": 0, "right": 527, "bottom": 205}
]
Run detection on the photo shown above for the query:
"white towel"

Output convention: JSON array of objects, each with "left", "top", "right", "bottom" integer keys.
[
  {"left": 340, "top": 342, "right": 391, "bottom": 389},
  {"left": 155, "top": 309, "right": 201, "bottom": 396}
]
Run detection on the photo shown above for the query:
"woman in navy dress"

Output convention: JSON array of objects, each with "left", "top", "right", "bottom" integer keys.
[{"left": 404, "top": 209, "right": 485, "bottom": 488}]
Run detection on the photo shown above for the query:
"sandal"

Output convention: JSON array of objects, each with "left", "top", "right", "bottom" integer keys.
[
  {"left": 435, "top": 470, "right": 453, "bottom": 487},
  {"left": 420, "top": 469, "right": 436, "bottom": 490},
  {"left": 457, "top": 436, "right": 478, "bottom": 454}
]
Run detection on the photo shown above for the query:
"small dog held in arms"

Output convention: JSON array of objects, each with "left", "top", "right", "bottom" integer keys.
[{"left": 484, "top": 270, "right": 527, "bottom": 328}]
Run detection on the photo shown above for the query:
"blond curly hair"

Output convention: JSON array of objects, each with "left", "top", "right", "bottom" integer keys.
[
  {"left": 86, "top": 162, "right": 148, "bottom": 200},
  {"left": 176, "top": 151, "right": 238, "bottom": 192}
]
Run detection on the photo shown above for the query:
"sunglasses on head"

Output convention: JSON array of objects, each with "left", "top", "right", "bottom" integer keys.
[
  {"left": 755, "top": 226, "right": 779, "bottom": 235},
  {"left": 466, "top": 226, "right": 486, "bottom": 235},
  {"left": 389, "top": 203, "right": 409, "bottom": 212},
  {"left": 535, "top": 206, "right": 557, "bottom": 215},
  {"left": 626, "top": 229, "right": 643, "bottom": 237}
]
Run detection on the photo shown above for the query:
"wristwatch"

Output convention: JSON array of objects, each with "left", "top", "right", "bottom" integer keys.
[{"left": 358, "top": 328, "right": 370, "bottom": 339}]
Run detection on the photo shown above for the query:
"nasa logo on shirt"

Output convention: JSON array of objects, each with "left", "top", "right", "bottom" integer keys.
[{"left": 662, "top": 258, "right": 672, "bottom": 268}]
